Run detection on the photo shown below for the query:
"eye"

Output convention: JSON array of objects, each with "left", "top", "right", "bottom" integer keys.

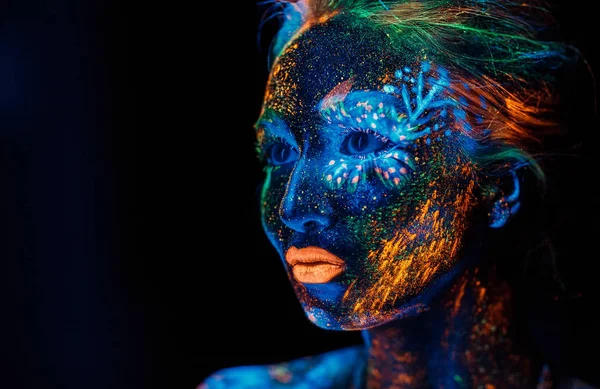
[
  {"left": 266, "top": 141, "right": 299, "bottom": 165},
  {"left": 342, "top": 130, "right": 390, "bottom": 156}
]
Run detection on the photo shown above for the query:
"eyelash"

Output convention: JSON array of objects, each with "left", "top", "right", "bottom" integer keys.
[{"left": 348, "top": 127, "right": 390, "bottom": 141}]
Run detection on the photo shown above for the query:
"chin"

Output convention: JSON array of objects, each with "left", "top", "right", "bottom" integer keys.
[
  {"left": 295, "top": 267, "right": 466, "bottom": 330},
  {"left": 300, "top": 300, "right": 431, "bottom": 330},
  {"left": 296, "top": 283, "right": 433, "bottom": 330}
]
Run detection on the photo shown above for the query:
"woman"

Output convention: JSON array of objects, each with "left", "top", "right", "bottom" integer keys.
[{"left": 202, "top": 0, "right": 598, "bottom": 387}]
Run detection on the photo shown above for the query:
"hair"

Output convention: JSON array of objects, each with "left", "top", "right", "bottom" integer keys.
[
  {"left": 258, "top": 2, "right": 599, "bottom": 378},
  {"left": 259, "top": 0, "right": 579, "bottom": 187},
  {"left": 258, "top": 0, "right": 588, "bottom": 301}
]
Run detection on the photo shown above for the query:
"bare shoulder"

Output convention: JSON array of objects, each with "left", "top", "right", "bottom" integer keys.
[{"left": 198, "top": 345, "right": 365, "bottom": 389}]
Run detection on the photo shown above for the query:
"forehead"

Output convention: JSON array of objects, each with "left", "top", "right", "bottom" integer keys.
[{"left": 263, "top": 15, "right": 406, "bottom": 128}]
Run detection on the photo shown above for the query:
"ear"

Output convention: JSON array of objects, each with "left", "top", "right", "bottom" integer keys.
[{"left": 488, "top": 170, "right": 521, "bottom": 228}]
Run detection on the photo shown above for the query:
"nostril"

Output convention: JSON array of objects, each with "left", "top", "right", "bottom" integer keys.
[
  {"left": 303, "top": 218, "right": 331, "bottom": 233},
  {"left": 303, "top": 220, "right": 319, "bottom": 232},
  {"left": 280, "top": 212, "right": 333, "bottom": 233}
]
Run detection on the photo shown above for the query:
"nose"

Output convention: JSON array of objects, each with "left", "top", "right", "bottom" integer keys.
[{"left": 279, "top": 157, "right": 334, "bottom": 233}]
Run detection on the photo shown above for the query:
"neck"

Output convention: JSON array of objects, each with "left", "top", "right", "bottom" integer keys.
[{"left": 359, "top": 266, "right": 540, "bottom": 389}]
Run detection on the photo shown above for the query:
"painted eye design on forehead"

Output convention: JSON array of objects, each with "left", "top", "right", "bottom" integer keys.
[{"left": 320, "top": 61, "right": 458, "bottom": 191}]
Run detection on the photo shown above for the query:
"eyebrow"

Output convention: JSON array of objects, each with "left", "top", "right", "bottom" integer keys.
[
  {"left": 318, "top": 90, "right": 402, "bottom": 126},
  {"left": 319, "top": 90, "right": 397, "bottom": 114},
  {"left": 254, "top": 111, "right": 296, "bottom": 145}
]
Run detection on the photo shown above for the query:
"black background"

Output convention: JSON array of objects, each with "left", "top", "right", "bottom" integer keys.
[{"left": 1, "top": 1, "right": 599, "bottom": 388}]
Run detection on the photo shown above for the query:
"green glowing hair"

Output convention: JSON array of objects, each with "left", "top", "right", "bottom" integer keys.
[{"left": 262, "top": 0, "right": 576, "bottom": 186}]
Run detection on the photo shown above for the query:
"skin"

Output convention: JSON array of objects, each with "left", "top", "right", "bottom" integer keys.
[
  {"left": 201, "top": 14, "right": 597, "bottom": 389},
  {"left": 256, "top": 15, "right": 482, "bottom": 330}
]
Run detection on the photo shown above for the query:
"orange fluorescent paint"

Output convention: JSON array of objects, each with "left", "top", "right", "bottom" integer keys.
[
  {"left": 291, "top": 263, "right": 344, "bottom": 283},
  {"left": 347, "top": 179, "right": 476, "bottom": 314}
]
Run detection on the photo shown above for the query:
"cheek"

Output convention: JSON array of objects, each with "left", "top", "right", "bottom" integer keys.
[
  {"left": 343, "top": 149, "right": 479, "bottom": 315},
  {"left": 259, "top": 167, "right": 289, "bottom": 247}
]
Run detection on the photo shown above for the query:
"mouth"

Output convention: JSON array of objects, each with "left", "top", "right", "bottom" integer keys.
[{"left": 285, "top": 246, "right": 346, "bottom": 284}]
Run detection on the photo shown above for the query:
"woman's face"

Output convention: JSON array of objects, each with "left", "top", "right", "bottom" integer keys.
[{"left": 256, "top": 18, "right": 482, "bottom": 329}]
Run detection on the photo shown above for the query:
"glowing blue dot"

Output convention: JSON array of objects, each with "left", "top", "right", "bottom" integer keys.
[
  {"left": 424, "top": 127, "right": 431, "bottom": 133},
  {"left": 411, "top": 86, "right": 418, "bottom": 93},
  {"left": 383, "top": 85, "right": 398, "bottom": 93},
  {"left": 441, "top": 109, "right": 448, "bottom": 118},
  {"left": 434, "top": 123, "right": 439, "bottom": 131},
  {"left": 422, "top": 61, "right": 430, "bottom": 73},
  {"left": 462, "top": 82, "right": 470, "bottom": 90},
  {"left": 476, "top": 115, "right": 484, "bottom": 124},
  {"left": 445, "top": 129, "right": 451, "bottom": 136},
  {"left": 403, "top": 66, "right": 411, "bottom": 73},
  {"left": 403, "top": 76, "right": 409, "bottom": 82},
  {"left": 426, "top": 138, "right": 431, "bottom": 145},
  {"left": 395, "top": 69, "right": 403, "bottom": 78}
]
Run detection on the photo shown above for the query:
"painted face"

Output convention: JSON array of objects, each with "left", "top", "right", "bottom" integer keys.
[{"left": 255, "top": 16, "right": 484, "bottom": 330}]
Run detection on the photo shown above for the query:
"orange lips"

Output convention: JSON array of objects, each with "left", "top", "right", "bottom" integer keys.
[{"left": 285, "top": 246, "right": 346, "bottom": 284}]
